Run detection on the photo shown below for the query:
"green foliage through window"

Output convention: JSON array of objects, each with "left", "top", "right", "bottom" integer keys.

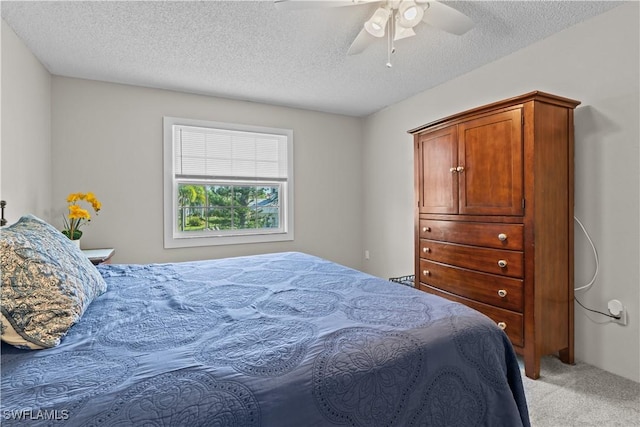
[{"left": 177, "top": 183, "right": 280, "bottom": 232}]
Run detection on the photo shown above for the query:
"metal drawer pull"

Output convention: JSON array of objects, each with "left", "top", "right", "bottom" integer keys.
[
  {"left": 450, "top": 167, "right": 457, "bottom": 173},
  {"left": 456, "top": 166, "right": 465, "bottom": 173},
  {"left": 497, "top": 322, "right": 507, "bottom": 330},
  {"left": 497, "top": 260, "right": 508, "bottom": 268},
  {"left": 497, "top": 289, "right": 508, "bottom": 298},
  {"left": 422, "top": 270, "right": 430, "bottom": 276},
  {"left": 422, "top": 247, "right": 430, "bottom": 253},
  {"left": 422, "top": 226, "right": 431, "bottom": 232},
  {"left": 498, "top": 233, "right": 507, "bottom": 241}
]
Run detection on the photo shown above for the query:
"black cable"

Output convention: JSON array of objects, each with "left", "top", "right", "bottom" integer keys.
[{"left": 574, "top": 296, "right": 620, "bottom": 319}]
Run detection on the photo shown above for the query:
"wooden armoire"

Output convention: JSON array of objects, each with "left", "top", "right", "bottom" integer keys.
[{"left": 409, "top": 91, "right": 580, "bottom": 379}]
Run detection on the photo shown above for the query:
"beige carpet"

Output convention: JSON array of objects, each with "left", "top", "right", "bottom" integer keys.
[{"left": 520, "top": 356, "right": 640, "bottom": 426}]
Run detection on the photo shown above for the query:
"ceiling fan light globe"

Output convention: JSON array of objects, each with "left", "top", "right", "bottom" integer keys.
[
  {"left": 364, "top": 22, "right": 385, "bottom": 37},
  {"left": 398, "top": 1, "right": 424, "bottom": 28},
  {"left": 364, "top": 7, "right": 390, "bottom": 37},
  {"left": 403, "top": 7, "right": 417, "bottom": 20},
  {"left": 394, "top": 25, "right": 416, "bottom": 41}
]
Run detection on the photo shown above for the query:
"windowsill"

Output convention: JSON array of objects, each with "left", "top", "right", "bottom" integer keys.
[{"left": 163, "top": 231, "right": 293, "bottom": 248}]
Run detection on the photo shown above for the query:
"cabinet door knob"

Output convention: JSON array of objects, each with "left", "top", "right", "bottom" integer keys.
[
  {"left": 422, "top": 270, "right": 430, "bottom": 276},
  {"left": 422, "top": 226, "right": 431, "bottom": 232},
  {"left": 497, "top": 289, "right": 508, "bottom": 298},
  {"left": 450, "top": 167, "right": 457, "bottom": 173},
  {"left": 456, "top": 166, "right": 465, "bottom": 173},
  {"left": 498, "top": 233, "right": 508, "bottom": 241},
  {"left": 497, "top": 259, "right": 508, "bottom": 268},
  {"left": 497, "top": 322, "right": 507, "bottom": 330},
  {"left": 422, "top": 247, "right": 430, "bottom": 253}
]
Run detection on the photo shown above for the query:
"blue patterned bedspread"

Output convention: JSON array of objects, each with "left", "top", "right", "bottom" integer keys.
[{"left": 1, "top": 252, "right": 530, "bottom": 426}]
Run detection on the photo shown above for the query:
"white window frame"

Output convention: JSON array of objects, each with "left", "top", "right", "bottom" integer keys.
[{"left": 163, "top": 117, "right": 294, "bottom": 248}]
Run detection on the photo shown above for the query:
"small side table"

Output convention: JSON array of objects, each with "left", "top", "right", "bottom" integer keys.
[{"left": 82, "top": 248, "right": 115, "bottom": 265}]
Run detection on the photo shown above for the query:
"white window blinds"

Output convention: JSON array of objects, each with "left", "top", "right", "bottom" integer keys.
[{"left": 174, "top": 125, "right": 288, "bottom": 180}]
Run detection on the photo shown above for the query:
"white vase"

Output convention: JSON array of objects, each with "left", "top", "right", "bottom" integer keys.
[{"left": 72, "top": 239, "right": 81, "bottom": 249}]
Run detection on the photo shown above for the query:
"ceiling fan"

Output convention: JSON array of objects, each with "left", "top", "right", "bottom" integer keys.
[{"left": 274, "top": 0, "right": 474, "bottom": 67}]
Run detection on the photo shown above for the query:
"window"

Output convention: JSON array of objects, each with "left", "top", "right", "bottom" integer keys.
[{"left": 163, "top": 117, "right": 293, "bottom": 248}]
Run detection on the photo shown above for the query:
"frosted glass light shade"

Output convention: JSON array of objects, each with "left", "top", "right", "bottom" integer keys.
[
  {"left": 398, "top": 1, "right": 424, "bottom": 28},
  {"left": 364, "top": 7, "right": 391, "bottom": 37}
]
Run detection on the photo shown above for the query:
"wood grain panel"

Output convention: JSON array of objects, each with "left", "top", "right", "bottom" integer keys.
[
  {"left": 420, "top": 284, "right": 524, "bottom": 346},
  {"left": 418, "top": 259, "right": 523, "bottom": 312},
  {"left": 417, "top": 126, "right": 458, "bottom": 214},
  {"left": 419, "top": 219, "right": 524, "bottom": 250},
  {"left": 532, "top": 101, "right": 572, "bottom": 356},
  {"left": 458, "top": 108, "right": 524, "bottom": 216},
  {"left": 420, "top": 239, "right": 523, "bottom": 278}
]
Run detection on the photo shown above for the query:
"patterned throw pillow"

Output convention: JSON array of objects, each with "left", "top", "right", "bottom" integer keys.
[{"left": 0, "top": 214, "right": 107, "bottom": 349}]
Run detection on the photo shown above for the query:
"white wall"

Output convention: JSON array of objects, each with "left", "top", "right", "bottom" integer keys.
[
  {"left": 0, "top": 20, "right": 51, "bottom": 222},
  {"left": 51, "top": 77, "right": 364, "bottom": 269},
  {"left": 362, "top": 3, "right": 639, "bottom": 382}
]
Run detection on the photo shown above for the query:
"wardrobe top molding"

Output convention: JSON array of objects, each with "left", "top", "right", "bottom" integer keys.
[{"left": 407, "top": 91, "right": 581, "bottom": 135}]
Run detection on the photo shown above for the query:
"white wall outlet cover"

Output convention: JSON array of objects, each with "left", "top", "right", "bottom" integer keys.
[{"left": 607, "top": 299, "right": 624, "bottom": 316}]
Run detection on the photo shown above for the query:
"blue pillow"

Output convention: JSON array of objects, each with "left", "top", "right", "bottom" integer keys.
[{"left": 0, "top": 214, "right": 107, "bottom": 349}]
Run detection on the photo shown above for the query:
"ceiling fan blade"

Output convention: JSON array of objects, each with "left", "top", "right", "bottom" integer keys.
[
  {"left": 347, "top": 27, "right": 376, "bottom": 55},
  {"left": 422, "top": 1, "right": 474, "bottom": 35},
  {"left": 274, "top": 0, "right": 377, "bottom": 10}
]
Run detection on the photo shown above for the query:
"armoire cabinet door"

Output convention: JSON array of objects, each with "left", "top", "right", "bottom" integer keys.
[
  {"left": 457, "top": 108, "right": 524, "bottom": 216},
  {"left": 417, "top": 126, "right": 458, "bottom": 214}
]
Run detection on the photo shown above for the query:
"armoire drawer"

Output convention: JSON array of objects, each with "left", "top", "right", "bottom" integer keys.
[
  {"left": 419, "top": 219, "right": 524, "bottom": 250},
  {"left": 419, "top": 284, "right": 524, "bottom": 347},
  {"left": 418, "top": 259, "right": 523, "bottom": 312},
  {"left": 419, "top": 239, "right": 523, "bottom": 278}
]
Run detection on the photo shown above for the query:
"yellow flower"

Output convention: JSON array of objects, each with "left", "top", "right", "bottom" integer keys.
[
  {"left": 86, "top": 193, "right": 102, "bottom": 212},
  {"left": 66, "top": 192, "right": 83, "bottom": 203},
  {"left": 62, "top": 191, "right": 102, "bottom": 240},
  {"left": 68, "top": 205, "right": 91, "bottom": 220}
]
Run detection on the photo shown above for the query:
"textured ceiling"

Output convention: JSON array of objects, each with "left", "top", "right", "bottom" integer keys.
[{"left": 1, "top": 1, "right": 623, "bottom": 117}]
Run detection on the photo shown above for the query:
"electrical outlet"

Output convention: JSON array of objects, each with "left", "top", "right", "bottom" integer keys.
[
  {"left": 364, "top": 250, "right": 370, "bottom": 260},
  {"left": 608, "top": 299, "right": 628, "bottom": 326},
  {"left": 612, "top": 308, "right": 628, "bottom": 326}
]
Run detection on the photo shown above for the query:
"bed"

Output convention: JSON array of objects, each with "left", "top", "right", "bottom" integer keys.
[{"left": 1, "top": 215, "right": 530, "bottom": 426}]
